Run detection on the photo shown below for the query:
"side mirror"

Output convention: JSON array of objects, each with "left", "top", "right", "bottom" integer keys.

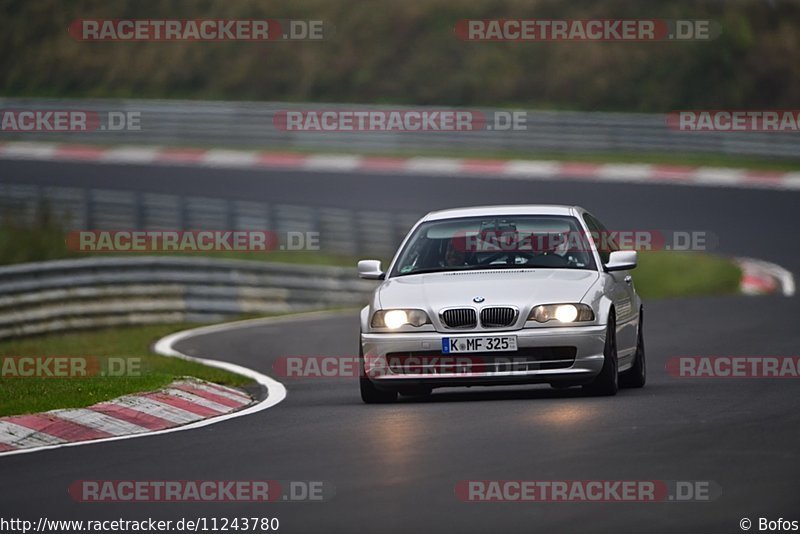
[
  {"left": 358, "top": 259, "right": 385, "bottom": 280},
  {"left": 605, "top": 250, "right": 637, "bottom": 272}
]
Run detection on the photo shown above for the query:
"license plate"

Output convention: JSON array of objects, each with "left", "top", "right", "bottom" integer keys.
[{"left": 442, "top": 336, "right": 517, "bottom": 353}]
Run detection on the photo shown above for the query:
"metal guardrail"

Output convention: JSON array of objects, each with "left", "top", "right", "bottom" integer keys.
[
  {"left": 1, "top": 98, "right": 798, "bottom": 158},
  {"left": 0, "top": 256, "right": 376, "bottom": 339},
  {"left": 0, "top": 182, "right": 422, "bottom": 259}
]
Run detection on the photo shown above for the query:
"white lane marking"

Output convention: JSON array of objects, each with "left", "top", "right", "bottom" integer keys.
[
  {"left": 48, "top": 409, "right": 150, "bottom": 436},
  {"left": 0, "top": 421, "right": 65, "bottom": 448},
  {"left": 736, "top": 257, "right": 796, "bottom": 297},
  {"left": 597, "top": 164, "right": 654, "bottom": 182},
  {"left": 0, "top": 311, "right": 359, "bottom": 457},
  {"left": 304, "top": 154, "right": 362, "bottom": 171},
  {"left": 405, "top": 157, "right": 462, "bottom": 174},
  {"left": 161, "top": 388, "right": 231, "bottom": 413},
  {"left": 693, "top": 168, "right": 746, "bottom": 186},
  {"left": 503, "top": 160, "right": 561, "bottom": 179},
  {"left": 101, "top": 146, "right": 159, "bottom": 164},
  {"left": 0, "top": 142, "right": 58, "bottom": 159},
  {"left": 175, "top": 380, "right": 250, "bottom": 404},
  {"left": 203, "top": 149, "right": 259, "bottom": 168},
  {"left": 781, "top": 172, "right": 800, "bottom": 190}
]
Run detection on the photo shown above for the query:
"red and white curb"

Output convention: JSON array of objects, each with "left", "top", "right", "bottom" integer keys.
[
  {"left": 0, "top": 378, "right": 252, "bottom": 454},
  {"left": 0, "top": 312, "right": 311, "bottom": 457},
  {"left": 736, "top": 257, "right": 796, "bottom": 297},
  {"left": 1, "top": 141, "right": 799, "bottom": 191}
]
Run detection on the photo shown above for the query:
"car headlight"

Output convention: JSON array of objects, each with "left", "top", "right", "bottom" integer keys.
[
  {"left": 529, "top": 303, "right": 594, "bottom": 323},
  {"left": 371, "top": 309, "right": 431, "bottom": 329}
]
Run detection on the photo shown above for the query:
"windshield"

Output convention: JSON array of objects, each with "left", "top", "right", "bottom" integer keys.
[{"left": 390, "top": 215, "right": 596, "bottom": 277}]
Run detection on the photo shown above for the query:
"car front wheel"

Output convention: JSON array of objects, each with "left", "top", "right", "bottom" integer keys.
[
  {"left": 359, "top": 345, "right": 398, "bottom": 404},
  {"left": 583, "top": 313, "right": 619, "bottom": 396},
  {"left": 620, "top": 308, "right": 646, "bottom": 388}
]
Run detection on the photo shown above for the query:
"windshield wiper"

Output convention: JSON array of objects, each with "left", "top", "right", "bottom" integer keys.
[
  {"left": 395, "top": 267, "right": 454, "bottom": 276},
  {"left": 470, "top": 263, "right": 537, "bottom": 270},
  {"left": 397, "top": 264, "right": 535, "bottom": 276}
]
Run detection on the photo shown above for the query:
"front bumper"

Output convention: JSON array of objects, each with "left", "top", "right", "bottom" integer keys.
[{"left": 361, "top": 324, "right": 607, "bottom": 389}]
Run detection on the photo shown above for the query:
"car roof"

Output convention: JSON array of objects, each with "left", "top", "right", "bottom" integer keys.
[{"left": 421, "top": 205, "right": 584, "bottom": 221}]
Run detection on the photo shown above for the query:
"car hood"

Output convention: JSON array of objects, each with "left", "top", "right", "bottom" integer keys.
[{"left": 378, "top": 269, "right": 599, "bottom": 312}]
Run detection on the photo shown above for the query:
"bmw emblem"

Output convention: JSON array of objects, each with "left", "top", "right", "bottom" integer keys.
[{"left": 473, "top": 296, "right": 485, "bottom": 303}]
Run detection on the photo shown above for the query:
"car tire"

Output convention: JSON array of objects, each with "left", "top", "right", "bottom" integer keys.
[
  {"left": 583, "top": 313, "right": 619, "bottom": 396},
  {"left": 620, "top": 309, "right": 646, "bottom": 389},
  {"left": 359, "top": 345, "right": 398, "bottom": 404}
]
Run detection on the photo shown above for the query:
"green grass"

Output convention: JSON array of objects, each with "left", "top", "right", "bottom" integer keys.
[
  {"left": 0, "top": 324, "right": 254, "bottom": 417},
  {"left": 634, "top": 251, "right": 742, "bottom": 299},
  {"left": 0, "top": 216, "right": 358, "bottom": 267},
  {"left": 0, "top": 209, "right": 77, "bottom": 265}
]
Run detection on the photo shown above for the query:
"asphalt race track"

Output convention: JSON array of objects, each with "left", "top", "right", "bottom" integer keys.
[{"left": 1, "top": 160, "right": 798, "bottom": 533}]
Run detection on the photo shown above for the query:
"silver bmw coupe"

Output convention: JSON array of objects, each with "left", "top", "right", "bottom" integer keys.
[{"left": 357, "top": 205, "right": 645, "bottom": 403}]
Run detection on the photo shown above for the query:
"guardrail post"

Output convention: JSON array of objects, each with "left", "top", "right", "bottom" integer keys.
[
  {"left": 226, "top": 199, "right": 236, "bottom": 231},
  {"left": 135, "top": 192, "right": 145, "bottom": 228},
  {"left": 84, "top": 188, "right": 95, "bottom": 230},
  {"left": 178, "top": 196, "right": 187, "bottom": 230}
]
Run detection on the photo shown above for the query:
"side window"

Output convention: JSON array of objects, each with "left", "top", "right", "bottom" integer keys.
[{"left": 583, "top": 213, "right": 616, "bottom": 265}]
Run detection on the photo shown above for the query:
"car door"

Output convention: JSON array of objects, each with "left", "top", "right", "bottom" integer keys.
[{"left": 583, "top": 213, "right": 637, "bottom": 360}]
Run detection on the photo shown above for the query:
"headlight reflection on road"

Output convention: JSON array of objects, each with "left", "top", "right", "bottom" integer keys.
[
  {"left": 368, "top": 413, "right": 430, "bottom": 483},
  {"left": 529, "top": 404, "right": 597, "bottom": 428}
]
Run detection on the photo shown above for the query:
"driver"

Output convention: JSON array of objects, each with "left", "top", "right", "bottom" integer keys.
[{"left": 443, "top": 236, "right": 468, "bottom": 266}]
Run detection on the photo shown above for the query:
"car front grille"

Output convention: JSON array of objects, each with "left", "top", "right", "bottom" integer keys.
[
  {"left": 440, "top": 308, "right": 477, "bottom": 329},
  {"left": 385, "top": 347, "right": 577, "bottom": 374},
  {"left": 480, "top": 307, "right": 518, "bottom": 328}
]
